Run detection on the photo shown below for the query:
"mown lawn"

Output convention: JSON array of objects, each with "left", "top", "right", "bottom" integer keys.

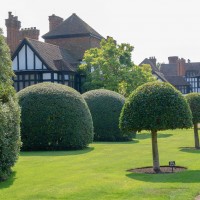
[{"left": 0, "top": 129, "right": 200, "bottom": 200}]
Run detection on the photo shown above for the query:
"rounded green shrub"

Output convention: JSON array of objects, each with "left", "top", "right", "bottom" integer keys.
[
  {"left": 18, "top": 82, "right": 94, "bottom": 150},
  {"left": 0, "top": 98, "right": 21, "bottom": 181},
  {"left": 82, "top": 89, "right": 134, "bottom": 141}
]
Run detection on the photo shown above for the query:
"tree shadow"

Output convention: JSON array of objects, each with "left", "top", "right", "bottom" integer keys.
[
  {"left": 20, "top": 147, "right": 94, "bottom": 156},
  {"left": 179, "top": 147, "right": 200, "bottom": 154},
  {"left": 94, "top": 140, "right": 139, "bottom": 145},
  {"left": 137, "top": 133, "right": 173, "bottom": 140},
  {"left": 0, "top": 171, "right": 17, "bottom": 189},
  {"left": 126, "top": 170, "right": 200, "bottom": 183}
]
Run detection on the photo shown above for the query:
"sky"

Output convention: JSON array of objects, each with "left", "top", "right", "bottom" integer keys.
[{"left": 0, "top": 0, "right": 200, "bottom": 64}]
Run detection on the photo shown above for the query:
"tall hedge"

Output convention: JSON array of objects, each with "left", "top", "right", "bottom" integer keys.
[
  {"left": 18, "top": 82, "right": 94, "bottom": 150},
  {"left": 0, "top": 29, "right": 21, "bottom": 181},
  {"left": 120, "top": 82, "right": 192, "bottom": 173},
  {"left": 83, "top": 89, "right": 134, "bottom": 141},
  {"left": 185, "top": 93, "right": 200, "bottom": 149}
]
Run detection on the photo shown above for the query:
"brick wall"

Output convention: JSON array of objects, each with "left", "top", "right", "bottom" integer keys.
[{"left": 45, "top": 36, "right": 101, "bottom": 61}]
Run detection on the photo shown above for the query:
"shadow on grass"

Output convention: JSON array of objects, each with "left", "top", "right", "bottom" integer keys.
[
  {"left": 20, "top": 147, "right": 94, "bottom": 156},
  {"left": 179, "top": 147, "right": 200, "bottom": 154},
  {"left": 137, "top": 133, "right": 173, "bottom": 140},
  {"left": 0, "top": 171, "right": 16, "bottom": 189},
  {"left": 126, "top": 170, "right": 200, "bottom": 183},
  {"left": 94, "top": 140, "right": 139, "bottom": 145}
]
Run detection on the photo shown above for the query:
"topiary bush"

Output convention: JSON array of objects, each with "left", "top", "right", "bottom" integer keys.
[
  {"left": 185, "top": 93, "right": 200, "bottom": 149},
  {"left": 120, "top": 82, "right": 192, "bottom": 173},
  {"left": 18, "top": 82, "right": 94, "bottom": 150},
  {"left": 0, "top": 29, "right": 21, "bottom": 181},
  {"left": 82, "top": 89, "right": 135, "bottom": 141}
]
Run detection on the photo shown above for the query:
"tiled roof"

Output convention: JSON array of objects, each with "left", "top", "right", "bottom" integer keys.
[
  {"left": 164, "top": 76, "right": 190, "bottom": 86},
  {"left": 139, "top": 58, "right": 167, "bottom": 82},
  {"left": 185, "top": 63, "right": 200, "bottom": 72},
  {"left": 160, "top": 64, "right": 178, "bottom": 76},
  {"left": 160, "top": 62, "right": 200, "bottom": 77},
  {"left": 43, "top": 13, "right": 103, "bottom": 40},
  {"left": 26, "top": 38, "right": 77, "bottom": 71}
]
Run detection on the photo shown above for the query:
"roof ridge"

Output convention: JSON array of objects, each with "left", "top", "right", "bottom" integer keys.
[{"left": 26, "top": 37, "right": 60, "bottom": 48}]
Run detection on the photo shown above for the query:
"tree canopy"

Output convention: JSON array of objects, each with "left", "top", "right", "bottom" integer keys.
[
  {"left": 79, "top": 37, "right": 155, "bottom": 97},
  {"left": 185, "top": 93, "right": 200, "bottom": 149},
  {"left": 0, "top": 28, "right": 15, "bottom": 102},
  {"left": 0, "top": 29, "right": 21, "bottom": 181}
]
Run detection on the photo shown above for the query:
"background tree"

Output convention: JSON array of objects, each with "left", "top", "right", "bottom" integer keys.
[
  {"left": 0, "top": 29, "right": 21, "bottom": 181},
  {"left": 79, "top": 37, "right": 155, "bottom": 97},
  {"left": 119, "top": 82, "right": 192, "bottom": 173},
  {"left": 185, "top": 93, "right": 200, "bottom": 149}
]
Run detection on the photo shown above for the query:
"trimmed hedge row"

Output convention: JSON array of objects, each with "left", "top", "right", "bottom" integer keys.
[
  {"left": 83, "top": 89, "right": 135, "bottom": 141},
  {"left": 18, "top": 82, "right": 94, "bottom": 150}
]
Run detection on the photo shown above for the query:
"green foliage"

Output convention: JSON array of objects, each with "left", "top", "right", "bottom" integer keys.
[
  {"left": 0, "top": 99, "right": 21, "bottom": 181},
  {"left": 120, "top": 82, "right": 192, "bottom": 132},
  {"left": 0, "top": 29, "right": 15, "bottom": 103},
  {"left": 0, "top": 29, "right": 21, "bottom": 181},
  {"left": 82, "top": 89, "right": 135, "bottom": 141},
  {"left": 79, "top": 37, "right": 155, "bottom": 97},
  {"left": 185, "top": 93, "right": 200, "bottom": 124},
  {"left": 18, "top": 82, "right": 94, "bottom": 150},
  {"left": 118, "top": 64, "right": 156, "bottom": 97}
]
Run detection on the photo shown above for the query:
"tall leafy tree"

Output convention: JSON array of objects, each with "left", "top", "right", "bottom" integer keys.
[
  {"left": 0, "top": 29, "right": 21, "bottom": 181},
  {"left": 120, "top": 82, "right": 192, "bottom": 173},
  {"left": 186, "top": 93, "right": 200, "bottom": 149},
  {"left": 79, "top": 37, "right": 155, "bottom": 96},
  {"left": 0, "top": 28, "right": 15, "bottom": 102}
]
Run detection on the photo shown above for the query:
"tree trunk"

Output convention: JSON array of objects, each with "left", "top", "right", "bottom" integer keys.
[
  {"left": 194, "top": 123, "right": 200, "bottom": 149},
  {"left": 151, "top": 130, "right": 160, "bottom": 173}
]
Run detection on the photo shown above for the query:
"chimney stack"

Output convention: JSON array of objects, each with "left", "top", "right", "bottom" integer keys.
[
  {"left": 49, "top": 14, "right": 63, "bottom": 31},
  {"left": 149, "top": 56, "right": 157, "bottom": 67},
  {"left": 20, "top": 27, "right": 40, "bottom": 40},
  {"left": 5, "top": 11, "right": 21, "bottom": 54},
  {"left": 177, "top": 58, "right": 186, "bottom": 76},
  {"left": 168, "top": 56, "right": 178, "bottom": 64}
]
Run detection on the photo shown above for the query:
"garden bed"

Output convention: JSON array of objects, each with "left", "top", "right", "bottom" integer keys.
[{"left": 127, "top": 166, "right": 187, "bottom": 174}]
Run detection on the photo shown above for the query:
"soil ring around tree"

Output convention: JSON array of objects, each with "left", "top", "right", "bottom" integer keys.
[{"left": 127, "top": 166, "right": 187, "bottom": 174}]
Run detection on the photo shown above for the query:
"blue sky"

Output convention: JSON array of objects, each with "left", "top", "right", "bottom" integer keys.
[{"left": 0, "top": 0, "right": 200, "bottom": 64}]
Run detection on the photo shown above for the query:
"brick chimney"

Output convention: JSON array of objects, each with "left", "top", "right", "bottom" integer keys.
[
  {"left": 168, "top": 56, "right": 178, "bottom": 64},
  {"left": 149, "top": 56, "right": 157, "bottom": 67},
  {"left": 49, "top": 14, "right": 63, "bottom": 31},
  {"left": 177, "top": 58, "right": 186, "bottom": 76},
  {"left": 5, "top": 12, "right": 21, "bottom": 54},
  {"left": 20, "top": 27, "right": 40, "bottom": 40}
]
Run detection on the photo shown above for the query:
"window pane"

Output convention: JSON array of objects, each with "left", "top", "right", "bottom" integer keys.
[
  {"left": 54, "top": 73, "right": 58, "bottom": 80},
  {"left": 43, "top": 73, "right": 51, "bottom": 80},
  {"left": 19, "top": 82, "right": 24, "bottom": 90},
  {"left": 30, "top": 74, "right": 35, "bottom": 80},
  {"left": 19, "top": 75, "right": 23, "bottom": 80},
  {"left": 64, "top": 75, "right": 69, "bottom": 80},
  {"left": 24, "top": 75, "right": 29, "bottom": 80}
]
